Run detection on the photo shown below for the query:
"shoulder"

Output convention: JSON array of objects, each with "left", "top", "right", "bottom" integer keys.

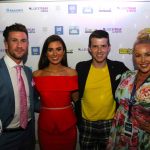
[
  {"left": 122, "top": 70, "right": 136, "bottom": 77},
  {"left": 107, "top": 59, "right": 129, "bottom": 70},
  {"left": 33, "top": 70, "right": 43, "bottom": 77},
  {"left": 76, "top": 59, "right": 92, "bottom": 68},
  {"left": 24, "top": 65, "right": 32, "bottom": 73},
  {"left": 107, "top": 59, "right": 125, "bottom": 66},
  {"left": 65, "top": 67, "right": 77, "bottom": 76},
  {"left": 76, "top": 59, "right": 92, "bottom": 66}
]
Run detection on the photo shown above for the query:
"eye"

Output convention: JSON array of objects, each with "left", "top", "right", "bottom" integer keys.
[
  {"left": 91, "top": 45, "right": 98, "bottom": 49},
  {"left": 56, "top": 47, "right": 63, "bottom": 51},
  {"left": 11, "top": 38, "right": 18, "bottom": 42},
  {"left": 47, "top": 48, "right": 53, "bottom": 52},
  {"left": 145, "top": 52, "right": 150, "bottom": 57},
  {"left": 101, "top": 44, "right": 108, "bottom": 48},
  {"left": 134, "top": 54, "right": 140, "bottom": 58},
  {"left": 21, "top": 39, "right": 28, "bottom": 43}
]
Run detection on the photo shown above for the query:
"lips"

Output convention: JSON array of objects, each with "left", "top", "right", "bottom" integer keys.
[
  {"left": 50, "top": 57, "right": 60, "bottom": 62},
  {"left": 96, "top": 53, "right": 104, "bottom": 58},
  {"left": 140, "top": 64, "right": 149, "bottom": 68}
]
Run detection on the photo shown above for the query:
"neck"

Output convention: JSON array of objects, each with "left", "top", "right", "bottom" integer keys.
[
  {"left": 45, "top": 64, "right": 64, "bottom": 72},
  {"left": 137, "top": 71, "right": 150, "bottom": 80},
  {"left": 92, "top": 60, "right": 106, "bottom": 68},
  {"left": 135, "top": 71, "right": 150, "bottom": 89}
]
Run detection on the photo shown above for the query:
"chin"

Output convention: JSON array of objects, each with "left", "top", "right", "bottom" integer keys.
[{"left": 139, "top": 69, "right": 150, "bottom": 74}]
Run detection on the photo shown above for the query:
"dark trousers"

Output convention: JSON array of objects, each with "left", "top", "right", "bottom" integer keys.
[{"left": 0, "top": 121, "right": 35, "bottom": 150}]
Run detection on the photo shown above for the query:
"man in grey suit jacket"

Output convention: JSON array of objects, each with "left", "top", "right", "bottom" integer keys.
[
  {"left": 75, "top": 30, "right": 129, "bottom": 150},
  {"left": 0, "top": 23, "right": 39, "bottom": 150}
]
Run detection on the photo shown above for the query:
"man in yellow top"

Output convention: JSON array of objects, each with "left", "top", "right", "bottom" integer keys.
[{"left": 75, "top": 30, "right": 128, "bottom": 149}]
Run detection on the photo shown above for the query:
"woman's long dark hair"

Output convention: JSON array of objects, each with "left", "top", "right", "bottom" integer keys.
[{"left": 38, "top": 35, "right": 68, "bottom": 69}]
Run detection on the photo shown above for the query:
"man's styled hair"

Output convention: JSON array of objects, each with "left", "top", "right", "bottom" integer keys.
[
  {"left": 88, "top": 30, "right": 110, "bottom": 47},
  {"left": 3, "top": 23, "right": 28, "bottom": 41}
]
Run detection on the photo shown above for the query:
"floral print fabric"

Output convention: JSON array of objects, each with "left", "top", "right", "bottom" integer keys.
[{"left": 107, "top": 70, "right": 150, "bottom": 150}]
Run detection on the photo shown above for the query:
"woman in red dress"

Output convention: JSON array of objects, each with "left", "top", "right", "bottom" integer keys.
[{"left": 33, "top": 35, "right": 78, "bottom": 150}]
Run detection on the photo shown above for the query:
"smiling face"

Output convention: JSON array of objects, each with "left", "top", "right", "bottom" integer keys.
[
  {"left": 46, "top": 41, "right": 65, "bottom": 65},
  {"left": 133, "top": 43, "right": 150, "bottom": 75},
  {"left": 4, "top": 31, "right": 28, "bottom": 64},
  {"left": 89, "top": 37, "right": 110, "bottom": 67}
]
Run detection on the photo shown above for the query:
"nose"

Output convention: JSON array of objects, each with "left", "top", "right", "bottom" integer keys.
[
  {"left": 52, "top": 50, "right": 57, "bottom": 56},
  {"left": 97, "top": 46, "right": 102, "bottom": 52},
  {"left": 17, "top": 41, "right": 22, "bottom": 47},
  {"left": 141, "top": 55, "right": 145, "bottom": 63}
]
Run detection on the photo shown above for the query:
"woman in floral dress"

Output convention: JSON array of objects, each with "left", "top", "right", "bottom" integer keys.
[{"left": 107, "top": 29, "right": 150, "bottom": 150}]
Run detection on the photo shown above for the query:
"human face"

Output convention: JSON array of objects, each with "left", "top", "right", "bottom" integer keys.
[
  {"left": 133, "top": 43, "right": 150, "bottom": 74},
  {"left": 46, "top": 41, "right": 65, "bottom": 65},
  {"left": 89, "top": 38, "right": 110, "bottom": 67},
  {"left": 4, "top": 31, "right": 28, "bottom": 64}
]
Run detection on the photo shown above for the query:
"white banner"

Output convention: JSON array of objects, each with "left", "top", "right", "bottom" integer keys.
[{"left": 1, "top": 1, "right": 150, "bottom": 71}]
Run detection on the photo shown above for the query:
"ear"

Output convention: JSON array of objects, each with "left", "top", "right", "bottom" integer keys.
[
  {"left": 88, "top": 47, "right": 92, "bottom": 55},
  {"left": 4, "top": 40, "right": 8, "bottom": 50}
]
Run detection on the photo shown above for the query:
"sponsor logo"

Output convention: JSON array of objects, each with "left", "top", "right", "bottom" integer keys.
[
  {"left": 103, "top": 27, "right": 122, "bottom": 33},
  {"left": 0, "top": 48, "right": 5, "bottom": 53},
  {"left": 85, "top": 28, "right": 96, "bottom": 33},
  {"left": 82, "top": 7, "right": 93, "bottom": 14},
  {"left": 55, "top": 26, "right": 63, "bottom": 35},
  {"left": 85, "top": 27, "right": 122, "bottom": 33},
  {"left": 31, "top": 47, "right": 40, "bottom": 55},
  {"left": 99, "top": 8, "right": 112, "bottom": 12},
  {"left": 116, "top": 7, "right": 136, "bottom": 12},
  {"left": 67, "top": 49, "right": 73, "bottom": 53},
  {"left": 6, "top": 8, "right": 23, "bottom": 13},
  {"left": 27, "top": 28, "right": 35, "bottom": 33},
  {"left": 78, "top": 48, "right": 88, "bottom": 51},
  {"left": 68, "top": 4, "right": 77, "bottom": 14},
  {"left": 69, "top": 26, "right": 79, "bottom": 35},
  {"left": 119, "top": 48, "right": 132, "bottom": 54},
  {"left": 29, "top": 7, "right": 48, "bottom": 12}
]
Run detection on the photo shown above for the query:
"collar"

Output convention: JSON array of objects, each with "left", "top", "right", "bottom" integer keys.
[{"left": 4, "top": 54, "right": 23, "bottom": 70}]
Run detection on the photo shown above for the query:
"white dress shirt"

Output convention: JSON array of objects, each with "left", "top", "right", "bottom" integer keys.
[{"left": 4, "top": 54, "right": 30, "bottom": 128}]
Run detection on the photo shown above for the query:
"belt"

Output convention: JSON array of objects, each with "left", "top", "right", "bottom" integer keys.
[
  {"left": 41, "top": 105, "right": 72, "bottom": 110},
  {"left": 3, "top": 121, "right": 31, "bottom": 132},
  {"left": 3, "top": 127, "right": 25, "bottom": 132}
]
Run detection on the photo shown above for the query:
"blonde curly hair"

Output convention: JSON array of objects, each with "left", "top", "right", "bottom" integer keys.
[
  {"left": 133, "top": 28, "right": 150, "bottom": 51},
  {"left": 137, "top": 28, "right": 150, "bottom": 40}
]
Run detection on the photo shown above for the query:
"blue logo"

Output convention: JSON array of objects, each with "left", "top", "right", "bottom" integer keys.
[
  {"left": 55, "top": 26, "right": 63, "bottom": 35},
  {"left": 31, "top": 47, "right": 40, "bottom": 55},
  {"left": 68, "top": 5, "right": 77, "bottom": 14},
  {"left": 69, "top": 26, "right": 79, "bottom": 35}
]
